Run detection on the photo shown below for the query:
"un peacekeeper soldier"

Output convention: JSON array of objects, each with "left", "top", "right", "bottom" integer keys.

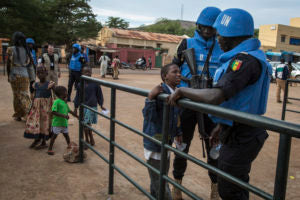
[
  {"left": 172, "top": 7, "right": 223, "bottom": 200},
  {"left": 67, "top": 43, "right": 86, "bottom": 101},
  {"left": 168, "top": 8, "right": 272, "bottom": 200},
  {"left": 26, "top": 38, "right": 38, "bottom": 99}
]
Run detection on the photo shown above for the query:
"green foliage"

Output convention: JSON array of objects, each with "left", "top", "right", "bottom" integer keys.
[
  {"left": 0, "top": 0, "right": 102, "bottom": 47},
  {"left": 105, "top": 17, "right": 129, "bottom": 29},
  {"left": 138, "top": 18, "right": 196, "bottom": 37},
  {"left": 254, "top": 29, "right": 259, "bottom": 38}
]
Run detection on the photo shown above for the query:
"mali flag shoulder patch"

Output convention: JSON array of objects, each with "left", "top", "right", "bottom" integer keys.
[{"left": 231, "top": 59, "right": 243, "bottom": 72}]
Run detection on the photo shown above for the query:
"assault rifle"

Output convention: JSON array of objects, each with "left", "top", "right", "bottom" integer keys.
[{"left": 181, "top": 43, "right": 215, "bottom": 157}]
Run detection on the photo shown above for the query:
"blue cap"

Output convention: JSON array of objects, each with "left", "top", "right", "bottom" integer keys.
[
  {"left": 72, "top": 43, "right": 81, "bottom": 51},
  {"left": 213, "top": 8, "right": 254, "bottom": 37},
  {"left": 26, "top": 38, "right": 35, "bottom": 44},
  {"left": 196, "top": 7, "right": 222, "bottom": 26}
]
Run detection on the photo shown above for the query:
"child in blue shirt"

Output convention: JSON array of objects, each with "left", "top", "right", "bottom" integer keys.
[
  {"left": 142, "top": 63, "right": 182, "bottom": 199},
  {"left": 74, "top": 67, "right": 106, "bottom": 147}
]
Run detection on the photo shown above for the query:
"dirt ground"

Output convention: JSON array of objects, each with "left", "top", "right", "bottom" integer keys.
[{"left": 0, "top": 68, "right": 300, "bottom": 200}]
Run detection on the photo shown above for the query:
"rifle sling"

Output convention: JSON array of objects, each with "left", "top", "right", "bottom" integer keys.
[{"left": 200, "top": 38, "right": 216, "bottom": 80}]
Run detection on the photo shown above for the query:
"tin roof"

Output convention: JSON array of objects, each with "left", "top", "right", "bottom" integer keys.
[{"left": 110, "top": 28, "right": 186, "bottom": 43}]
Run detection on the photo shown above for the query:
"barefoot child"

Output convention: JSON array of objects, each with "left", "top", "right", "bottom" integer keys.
[
  {"left": 142, "top": 63, "right": 182, "bottom": 199},
  {"left": 48, "top": 86, "right": 77, "bottom": 155},
  {"left": 24, "top": 66, "right": 55, "bottom": 149},
  {"left": 74, "top": 67, "right": 106, "bottom": 146}
]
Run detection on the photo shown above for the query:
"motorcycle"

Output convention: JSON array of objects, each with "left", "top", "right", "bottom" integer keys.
[
  {"left": 120, "top": 62, "right": 131, "bottom": 69},
  {"left": 131, "top": 58, "right": 147, "bottom": 70},
  {"left": 106, "top": 63, "right": 120, "bottom": 77}
]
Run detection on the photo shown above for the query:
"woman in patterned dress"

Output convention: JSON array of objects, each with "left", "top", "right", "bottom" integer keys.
[{"left": 6, "top": 32, "right": 34, "bottom": 121}]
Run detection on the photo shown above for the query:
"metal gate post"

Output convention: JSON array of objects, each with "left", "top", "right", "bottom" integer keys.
[
  {"left": 274, "top": 80, "right": 291, "bottom": 200},
  {"left": 158, "top": 103, "right": 170, "bottom": 200},
  {"left": 108, "top": 88, "right": 116, "bottom": 194},
  {"left": 79, "top": 77, "right": 85, "bottom": 163}
]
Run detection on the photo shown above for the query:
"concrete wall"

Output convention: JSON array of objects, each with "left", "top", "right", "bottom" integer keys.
[
  {"left": 98, "top": 27, "right": 180, "bottom": 57},
  {"left": 259, "top": 24, "right": 300, "bottom": 53},
  {"left": 106, "top": 36, "right": 178, "bottom": 56},
  {"left": 105, "top": 44, "right": 156, "bottom": 65},
  {"left": 290, "top": 17, "right": 300, "bottom": 28},
  {"left": 259, "top": 24, "right": 278, "bottom": 50}
]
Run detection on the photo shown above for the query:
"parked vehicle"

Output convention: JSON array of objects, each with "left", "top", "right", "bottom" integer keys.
[
  {"left": 120, "top": 62, "right": 131, "bottom": 69},
  {"left": 106, "top": 64, "right": 120, "bottom": 77},
  {"left": 269, "top": 61, "right": 300, "bottom": 82},
  {"left": 131, "top": 58, "right": 147, "bottom": 70}
]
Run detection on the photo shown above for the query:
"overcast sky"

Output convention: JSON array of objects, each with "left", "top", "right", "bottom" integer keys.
[{"left": 90, "top": 0, "right": 300, "bottom": 28}]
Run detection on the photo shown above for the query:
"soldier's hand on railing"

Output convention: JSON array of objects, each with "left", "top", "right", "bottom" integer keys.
[{"left": 167, "top": 88, "right": 183, "bottom": 106}]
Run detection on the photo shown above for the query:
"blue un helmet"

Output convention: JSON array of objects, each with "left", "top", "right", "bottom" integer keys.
[
  {"left": 196, "top": 7, "right": 222, "bottom": 26},
  {"left": 72, "top": 43, "right": 81, "bottom": 51},
  {"left": 213, "top": 8, "right": 254, "bottom": 37},
  {"left": 26, "top": 38, "right": 35, "bottom": 44}
]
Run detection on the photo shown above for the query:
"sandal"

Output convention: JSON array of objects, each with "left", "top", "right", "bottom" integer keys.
[
  {"left": 29, "top": 140, "right": 40, "bottom": 148},
  {"left": 14, "top": 117, "right": 22, "bottom": 121},
  {"left": 35, "top": 143, "right": 48, "bottom": 150},
  {"left": 47, "top": 150, "right": 54, "bottom": 155}
]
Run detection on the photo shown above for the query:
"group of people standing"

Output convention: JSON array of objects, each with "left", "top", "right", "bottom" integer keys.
[
  {"left": 6, "top": 32, "right": 88, "bottom": 120},
  {"left": 6, "top": 32, "right": 105, "bottom": 155},
  {"left": 143, "top": 7, "right": 272, "bottom": 200}
]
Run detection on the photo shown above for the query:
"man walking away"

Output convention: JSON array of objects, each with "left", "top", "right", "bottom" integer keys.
[
  {"left": 148, "top": 56, "right": 152, "bottom": 69},
  {"left": 112, "top": 55, "right": 120, "bottom": 79},
  {"left": 275, "top": 58, "right": 289, "bottom": 103},
  {"left": 99, "top": 53, "right": 110, "bottom": 78}
]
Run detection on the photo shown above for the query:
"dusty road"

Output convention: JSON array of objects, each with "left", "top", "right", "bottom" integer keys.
[{"left": 0, "top": 69, "right": 300, "bottom": 200}]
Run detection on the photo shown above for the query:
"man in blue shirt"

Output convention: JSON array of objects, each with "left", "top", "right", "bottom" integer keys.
[
  {"left": 275, "top": 58, "right": 289, "bottom": 103},
  {"left": 172, "top": 7, "right": 223, "bottom": 200},
  {"left": 67, "top": 43, "right": 86, "bottom": 101}
]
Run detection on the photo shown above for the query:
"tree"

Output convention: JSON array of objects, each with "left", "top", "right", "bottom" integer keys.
[
  {"left": 0, "top": 0, "right": 102, "bottom": 47},
  {"left": 0, "top": 0, "right": 47, "bottom": 42},
  {"left": 45, "top": 0, "right": 102, "bottom": 48},
  {"left": 105, "top": 17, "right": 129, "bottom": 29},
  {"left": 254, "top": 29, "right": 259, "bottom": 38}
]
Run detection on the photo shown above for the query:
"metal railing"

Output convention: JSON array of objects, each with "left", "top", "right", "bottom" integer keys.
[
  {"left": 275, "top": 79, "right": 300, "bottom": 199},
  {"left": 282, "top": 79, "right": 300, "bottom": 120},
  {"left": 78, "top": 75, "right": 300, "bottom": 200}
]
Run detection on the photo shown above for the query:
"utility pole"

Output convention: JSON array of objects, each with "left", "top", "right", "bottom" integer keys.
[{"left": 181, "top": 4, "right": 184, "bottom": 20}]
